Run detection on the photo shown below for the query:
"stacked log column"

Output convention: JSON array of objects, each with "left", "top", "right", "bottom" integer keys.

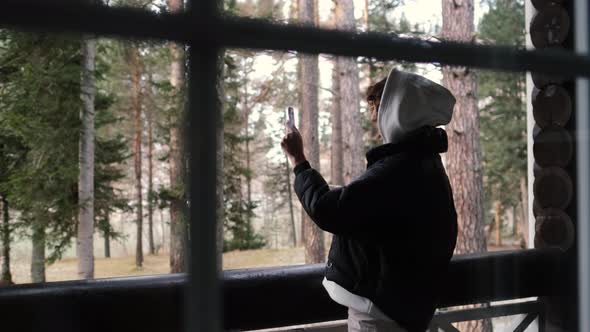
[
  {"left": 529, "top": 0, "right": 578, "bottom": 330},
  {"left": 531, "top": 0, "right": 574, "bottom": 252}
]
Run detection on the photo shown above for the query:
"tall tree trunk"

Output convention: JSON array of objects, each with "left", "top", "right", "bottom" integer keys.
[
  {"left": 519, "top": 176, "right": 529, "bottom": 247},
  {"left": 441, "top": 0, "right": 487, "bottom": 254},
  {"left": 274, "top": 208, "right": 279, "bottom": 248},
  {"left": 160, "top": 209, "right": 166, "bottom": 250},
  {"left": 168, "top": 0, "right": 187, "bottom": 273},
  {"left": 290, "top": 0, "right": 297, "bottom": 22},
  {"left": 494, "top": 200, "right": 502, "bottom": 246},
  {"left": 216, "top": 50, "right": 225, "bottom": 269},
  {"left": 285, "top": 153, "right": 297, "bottom": 246},
  {"left": 442, "top": 0, "right": 491, "bottom": 331},
  {"left": 326, "top": 54, "right": 343, "bottom": 253},
  {"left": 216, "top": 114, "right": 224, "bottom": 268},
  {"left": 510, "top": 206, "right": 517, "bottom": 237},
  {"left": 31, "top": 223, "right": 45, "bottom": 283},
  {"left": 330, "top": 61, "right": 344, "bottom": 186},
  {"left": 103, "top": 212, "right": 111, "bottom": 258},
  {"left": 257, "top": 0, "right": 273, "bottom": 18},
  {"left": 77, "top": 36, "right": 96, "bottom": 280},
  {"left": 336, "top": 0, "right": 364, "bottom": 183},
  {"left": 1, "top": 196, "right": 12, "bottom": 283},
  {"left": 298, "top": 0, "right": 324, "bottom": 263},
  {"left": 129, "top": 46, "right": 144, "bottom": 268},
  {"left": 244, "top": 103, "right": 253, "bottom": 244},
  {"left": 103, "top": 209, "right": 111, "bottom": 258},
  {"left": 147, "top": 104, "right": 155, "bottom": 255},
  {"left": 363, "top": 0, "right": 369, "bottom": 30}
]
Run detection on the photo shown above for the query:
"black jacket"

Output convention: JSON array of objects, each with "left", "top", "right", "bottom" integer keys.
[{"left": 294, "top": 126, "right": 457, "bottom": 332}]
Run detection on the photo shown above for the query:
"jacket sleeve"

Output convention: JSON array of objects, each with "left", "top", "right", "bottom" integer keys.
[{"left": 293, "top": 161, "right": 407, "bottom": 237}]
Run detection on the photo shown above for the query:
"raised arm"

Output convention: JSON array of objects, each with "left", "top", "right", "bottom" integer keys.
[
  {"left": 280, "top": 123, "right": 362, "bottom": 235},
  {"left": 292, "top": 161, "right": 365, "bottom": 235},
  {"left": 281, "top": 120, "right": 414, "bottom": 238}
]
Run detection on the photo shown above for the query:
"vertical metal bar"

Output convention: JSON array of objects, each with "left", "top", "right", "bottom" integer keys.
[
  {"left": 577, "top": 1, "right": 590, "bottom": 332},
  {"left": 186, "top": 0, "right": 221, "bottom": 330},
  {"left": 524, "top": 0, "right": 536, "bottom": 250},
  {"left": 538, "top": 309, "right": 545, "bottom": 332},
  {"left": 186, "top": 48, "right": 222, "bottom": 332}
]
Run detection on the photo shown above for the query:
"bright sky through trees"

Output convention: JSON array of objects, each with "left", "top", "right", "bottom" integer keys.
[{"left": 249, "top": 0, "right": 489, "bottom": 163}]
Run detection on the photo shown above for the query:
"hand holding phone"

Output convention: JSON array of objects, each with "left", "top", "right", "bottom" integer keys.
[
  {"left": 281, "top": 106, "right": 306, "bottom": 166},
  {"left": 286, "top": 106, "right": 295, "bottom": 129}
]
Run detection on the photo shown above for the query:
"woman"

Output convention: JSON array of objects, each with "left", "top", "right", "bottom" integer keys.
[{"left": 281, "top": 68, "right": 458, "bottom": 332}]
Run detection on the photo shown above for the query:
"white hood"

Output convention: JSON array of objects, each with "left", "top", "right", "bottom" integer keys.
[{"left": 377, "top": 68, "right": 456, "bottom": 144}]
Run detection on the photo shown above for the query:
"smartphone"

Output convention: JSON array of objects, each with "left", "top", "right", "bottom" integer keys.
[{"left": 286, "top": 106, "right": 295, "bottom": 128}]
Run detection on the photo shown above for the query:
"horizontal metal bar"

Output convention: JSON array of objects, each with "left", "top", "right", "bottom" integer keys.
[
  {"left": 216, "top": 17, "right": 590, "bottom": 78},
  {"left": 435, "top": 301, "right": 540, "bottom": 323},
  {"left": 438, "top": 248, "right": 561, "bottom": 307},
  {"left": 2, "top": 1, "right": 590, "bottom": 79},
  {"left": 0, "top": 1, "right": 190, "bottom": 42},
  {"left": 0, "top": 249, "right": 562, "bottom": 331}
]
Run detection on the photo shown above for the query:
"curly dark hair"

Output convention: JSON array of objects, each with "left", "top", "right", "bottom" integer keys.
[{"left": 366, "top": 77, "right": 387, "bottom": 104}]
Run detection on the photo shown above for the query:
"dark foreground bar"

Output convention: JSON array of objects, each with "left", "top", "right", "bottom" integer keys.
[
  {"left": 2, "top": 1, "right": 590, "bottom": 79},
  {"left": 0, "top": 249, "right": 562, "bottom": 332}
]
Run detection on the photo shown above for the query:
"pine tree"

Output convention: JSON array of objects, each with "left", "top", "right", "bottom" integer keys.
[
  {"left": 0, "top": 132, "right": 23, "bottom": 284},
  {"left": 442, "top": 0, "right": 491, "bottom": 330},
  {"left": 221, "top": 53, "right": 265, "bottom": 252},
  {"left": 335, "top": 0, "right": 364, "bottom": 184},
  {"left": 0, "top": 94, "right": 26, "bottom": 283},
  {"left": 0, "top": 196, "right": 11, "bottom": 284},
  {"left": 0, "top": 33, "right": 82, "bottom": 282},
  {"left": 366, "top": 0, "right": 403, "bottom": 32},
  {"left": 168, "top": 0, "right": 188, "bottom": 274},
  {"left": 441, "top": 0, "right": 487, "bottom": 255},
  {"left": 298, "top": 0, "right": 324, "bottom": 263},
  {"left": 123, "top": 44, "right": 145, "bottom": 268},
  {"left": 478, "top": 0, "right": 527, "bottom": 246},
  {"left": 78, "top": 35, "right": 97, "bottom": 280},
  {"left": 0, "top": 31, "right": 130, "bottom": 281},
  {"left": 330, "top": 61, "right": 344, "bottom": 186},
  {"left": 94, "top": 94, "right": 130, "bottom": 259}
]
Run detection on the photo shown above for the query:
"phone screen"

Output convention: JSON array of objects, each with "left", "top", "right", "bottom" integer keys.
[{"left": 287, "top": 107, "right": 295, "bottom": 128}]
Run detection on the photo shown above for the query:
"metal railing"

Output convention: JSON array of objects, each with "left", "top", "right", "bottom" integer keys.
[
  {"left": 0, "top": 249, "right": 562, "bottom": 331},
  {"left": 430, "top": 301, "right": 544, "bottom": 332},
  {"left": 261, "top": 300, "right": 545, "bottom": 332}
]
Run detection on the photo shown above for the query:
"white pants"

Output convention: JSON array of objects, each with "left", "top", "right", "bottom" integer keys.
[{"left": 347, "top": 308, "right": 408, "bottom": 332}]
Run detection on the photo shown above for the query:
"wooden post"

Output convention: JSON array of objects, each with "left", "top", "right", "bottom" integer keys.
[{"left": 528, "top": 0, "right": 579, "bottom": 329}]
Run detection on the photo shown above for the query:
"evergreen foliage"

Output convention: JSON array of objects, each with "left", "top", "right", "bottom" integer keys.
[
  {"left": 94, "top": 94, "right": 130, "bottom": 243},
  {"left": 222, "top": 53, "right": 265, "bottom": 252},
  {"left": 477, "top": 0, "right": 526, "bottom": 226},
  {"left": 0, "top": 31, "right": 129, "bottom": 263},
  {"left": 0, "top": 32, "right": 82, "bottom": 262}
]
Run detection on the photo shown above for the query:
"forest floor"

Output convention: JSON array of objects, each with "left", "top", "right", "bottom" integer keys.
[
  {"left": 10, "top": 247, "right": 305, "bottom": 284},
  {"left": 7, "top": 244, "right": 526, "bottom": 331},
  {"left": 9, "top": 244, "right": 518, "bottom": 284}
]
